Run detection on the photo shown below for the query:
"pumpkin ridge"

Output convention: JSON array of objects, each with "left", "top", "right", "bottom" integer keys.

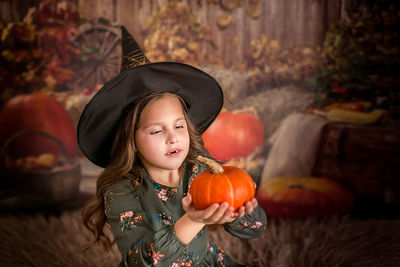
[
  {"left": 200, "top": 172, "right": 213, "bottom": 209},
  {"left": 190, "top": 174, "right": 200, "bottom": 208},
  {"left": 207, "top": 173, "right": 214, "bottom": 208},
  {"left": 230, "top": 166, "right": 255, "bottom": 209},
  {"left": 225, "top": 171, "right": 235, "bottom": 208}
]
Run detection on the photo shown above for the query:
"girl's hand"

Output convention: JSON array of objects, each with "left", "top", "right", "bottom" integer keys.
[
  {"left": 235, "top": 198, "right": 259, "bottom": 219},
  {"left": 182, "top": 194, "right": 236, "bottom": 225}
]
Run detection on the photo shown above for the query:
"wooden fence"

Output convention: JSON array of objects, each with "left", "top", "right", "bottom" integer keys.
[
  {"left": 78, "top": 0, "right": 343, "bottom": 66},
  {"left": 1, "top": 0, "right": 344, "bottom": 66}
]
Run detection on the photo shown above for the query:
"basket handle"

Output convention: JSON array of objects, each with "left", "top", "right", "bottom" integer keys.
[{"left": 0, "top": 130, "right": 69, "bottom": 171}]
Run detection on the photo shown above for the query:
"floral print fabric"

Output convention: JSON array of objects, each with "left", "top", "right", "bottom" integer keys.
[{"left": 119, "top": 210, "right": 145, "bottom": 231}]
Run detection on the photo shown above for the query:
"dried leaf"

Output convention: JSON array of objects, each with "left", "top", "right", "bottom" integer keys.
[
  {"left": 247, "top": 0, "right": 262, "bottom": 19},
  {"left": 218, "top": 13, "right": 232, "bottom": 28},
  {"left": 187, "top": 42, "right": 198, "bottom": 51},
  {"left": 171, "top": 48, "right": 189, "bottom": 61},
  {"left": 221, "top": 0, "right": 243, "bottom": 11}
]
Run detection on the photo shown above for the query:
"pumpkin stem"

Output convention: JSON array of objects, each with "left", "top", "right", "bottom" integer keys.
[{"left": 196, "top": 155, "right": 224, "bottom": 174}]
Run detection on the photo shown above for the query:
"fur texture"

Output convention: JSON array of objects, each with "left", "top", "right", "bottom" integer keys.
[{"left": 0, "top": 211, "right": 399, "bottom": 267}]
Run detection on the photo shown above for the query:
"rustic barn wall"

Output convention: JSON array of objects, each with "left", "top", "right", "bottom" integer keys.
[
  {"left": 77, "top": 0, "right": 343, "bottom": 66},
  {"left": 1, "top": 0, "right": 343, "bottom": 66},
  {"left": 0, "top": 0, "right": 41, "bottom": 23}
]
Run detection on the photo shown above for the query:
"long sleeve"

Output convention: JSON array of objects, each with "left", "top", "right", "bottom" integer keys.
[
  {"left": 105, "top": 183, "right": 187, "bottom": 266},
  {"left": 223, "top": 205, "right": 267, "bottom": 239}
]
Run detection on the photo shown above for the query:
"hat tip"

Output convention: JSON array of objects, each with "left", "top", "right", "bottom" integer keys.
[{"left": 120, "top": 25, "right": 150, "bottom": 72}]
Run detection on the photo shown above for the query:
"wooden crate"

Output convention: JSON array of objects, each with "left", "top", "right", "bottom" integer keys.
[{"left": 312, "top": 122, "right": 400, "bottom": 204}]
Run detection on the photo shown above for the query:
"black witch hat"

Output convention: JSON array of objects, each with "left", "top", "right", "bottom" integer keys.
[
  {"left": 77, "top": 26, "right": 223, "bottom": 168},
  {"left": 120, "top": 26, "right": 150, "bottom": 71}
]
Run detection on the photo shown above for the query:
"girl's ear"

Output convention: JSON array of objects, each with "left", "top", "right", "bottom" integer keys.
[{"left": 131, "top": 136, "right": 137, "bottom": 152}]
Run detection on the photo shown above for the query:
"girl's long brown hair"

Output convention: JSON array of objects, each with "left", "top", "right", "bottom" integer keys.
[{"left": 81, "top": 92, "right": 211, "bottom": 254}]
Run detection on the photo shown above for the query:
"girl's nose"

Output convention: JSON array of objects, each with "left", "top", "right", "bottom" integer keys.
[{"left": 167, "top": 134, "right": 178, "bottom": 144}]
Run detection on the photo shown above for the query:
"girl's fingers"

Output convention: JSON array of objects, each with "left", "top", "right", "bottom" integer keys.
[
  {"left": 186, "top": 201, "right": 246, "bottom": 224},
  {"left": 245, "top": 201, "right": 254, "bottom": 213},
  {"left": 242, "top": 198, "right": 258, "bottom": 214},
  {"left": 181, "top": 194, "right": 192, "bottom": 211},
  {"left": 215, "top": 206, "right": 235, "bottom": 224},
  {"left": 186, "top": 202, "right": 219, "bottom": 223},
  {"left": 199, "top": 203, "right": 220, "bottom": 220},
  {"left": 237, "top": 206, "right": 246, "bottom": 218},
  {"left": 204, "top": 202, "right": 229, "bottom": 223}
]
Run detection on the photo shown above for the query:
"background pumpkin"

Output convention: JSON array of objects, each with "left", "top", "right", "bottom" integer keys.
[
  {"left": 202, "top": 109, "right": 264, "bottom": 161},
  {"left": 0, "top": 93, "right": 77, "bottom": 161},
  {"left": 256, "top": 177, "right": 355, "bottom": 218},
  {"left": 190, "top": 156, "right": 256, "bottom": 211}
]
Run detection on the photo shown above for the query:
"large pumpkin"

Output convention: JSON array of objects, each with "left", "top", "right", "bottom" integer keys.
[
  {"left": 256, "top": 177, "right": 355, "bottom": 218},
  {"left": 0, "top": 93, "right": 77, "bottom": 159},
  {"left": 202, "top": 110, "right": 264, "bottom": 161},
  {"left": 190, "top": 156, "right": 256, "bottom": 211}
]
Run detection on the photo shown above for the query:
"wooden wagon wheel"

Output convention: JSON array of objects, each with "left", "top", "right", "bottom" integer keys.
[{"left": 69, "top": 24, "right": 121, "bottom": 91}]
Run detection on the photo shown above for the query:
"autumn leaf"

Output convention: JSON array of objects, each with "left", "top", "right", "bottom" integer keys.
[
  {"left": 218, "top": 13, "right": 232, "bottom": 28},
  {"left": 247, "top": 0, "right": 262, "bottom": 19}
]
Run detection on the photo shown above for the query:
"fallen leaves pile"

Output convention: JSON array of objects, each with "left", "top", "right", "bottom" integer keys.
[
  {"left": 143, "top": 1, "right": 219, "bottom": 66},
  {"left": 247, "top": 34, "right": 323, "bottom": 93}
]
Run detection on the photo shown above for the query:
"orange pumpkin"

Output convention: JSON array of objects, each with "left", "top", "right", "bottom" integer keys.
[
  {"left": 0, "top": 93, "right": 77, "bottom": 159},
  {"left": 256, "top": 177, "right": 355, "bottom": 218},
  {"left": 190, "top": 156, "right": 256, "bottom": 211},
  {"left": 202, "top": 110, "right": 264, "bottom": 161}
]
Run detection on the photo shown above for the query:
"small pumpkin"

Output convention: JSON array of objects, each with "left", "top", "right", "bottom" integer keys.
[
  {"left": 190, "top": 156, "right": 256, "bottom": 211},
  {"left": 202, "top": 109, "right": 264, "bottom": 161},
  {"left": 256, "top": 177, "right": 354, "bottom": 218},
  {"left": 0, "top": 93, "right": 77, "bottom": 159}
]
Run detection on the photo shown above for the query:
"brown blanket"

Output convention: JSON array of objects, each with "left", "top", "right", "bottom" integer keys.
[{"left": 1, "top": 211, "right": 399, "bottom": 267}]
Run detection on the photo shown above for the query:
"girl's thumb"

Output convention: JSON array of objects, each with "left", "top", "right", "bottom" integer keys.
[{"left": 182, "top": 193, "right": 192, "bottom": 207}]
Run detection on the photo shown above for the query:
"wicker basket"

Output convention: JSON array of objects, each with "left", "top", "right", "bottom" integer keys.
[{"left": 0, "top": 130, "right": 81, "bottom": 203}]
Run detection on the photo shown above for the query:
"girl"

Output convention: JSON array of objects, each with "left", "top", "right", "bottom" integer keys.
[{"left": 78, "top": 27, "right": 267, "bottom": 266}]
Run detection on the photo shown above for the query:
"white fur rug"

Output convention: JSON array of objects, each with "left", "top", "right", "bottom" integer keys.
[{"left": 1, "top": 211, "right": 399, "bottom": 267}]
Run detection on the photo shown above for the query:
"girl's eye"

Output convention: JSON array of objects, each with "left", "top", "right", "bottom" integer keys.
[
  {"left": 176, "top": 125, "right": 184, "bottom": 129},
  {"left": 150, "top": 130, "right": 162, "bottom": 135}
]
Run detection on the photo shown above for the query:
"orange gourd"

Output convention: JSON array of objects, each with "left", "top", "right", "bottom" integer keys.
[
  {"left": 256, "top": 177, "right": 355, "bottom": 218},
  {"left": 189, "top": 156, "right": 256, "bottom": 211},
  {"left": 202, "top": 110, "right": 264, "bottom": 161},
  {"left": 0, "top": 93, "right": 77, "bottom": 159}
]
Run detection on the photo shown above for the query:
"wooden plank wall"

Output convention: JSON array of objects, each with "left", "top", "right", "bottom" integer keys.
[
  {"left": 0, "top": 0, "right": 41, "bottom": 22},
  {"left": 78, "top": 0, "right": 342, "bottom": 66},
  {"left": 1, "top": 0, "right": 343, "bottom": 66}
]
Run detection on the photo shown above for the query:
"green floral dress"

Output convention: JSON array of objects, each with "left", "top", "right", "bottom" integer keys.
[{"left": 105, "top": 161, "right": 267, "bottom": 266}]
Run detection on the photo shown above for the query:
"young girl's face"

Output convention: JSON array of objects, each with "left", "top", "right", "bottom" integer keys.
[{"left": 134, "top": 93, "right": 190, "bottom": 174}]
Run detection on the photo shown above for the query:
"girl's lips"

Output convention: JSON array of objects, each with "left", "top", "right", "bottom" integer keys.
[{"left": 165, "top": 149, "right": 182, "bottom": 156}]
